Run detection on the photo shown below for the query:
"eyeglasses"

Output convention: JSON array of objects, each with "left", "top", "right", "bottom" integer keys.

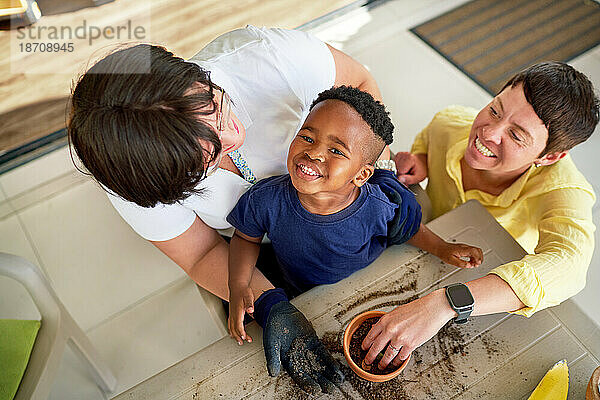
[
  {"left": 205, "top": 87, "right": 231, "bottom": 177},
  {"left": 204, "top": 149, "right": 223, "bottom": 178},
  {"left": 216, "top": 87, "right": 232, "bottom": 132}
]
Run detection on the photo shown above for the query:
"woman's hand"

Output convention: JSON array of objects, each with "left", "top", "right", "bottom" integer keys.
[
  {"left": 435, "top": 242, "right": 484, "bottom": 269},
  {"left": 361, "top": 289, "right": 455, "bottom": 370},
  {"left": 394, "top": 152, "right": 428, "bottom": 185},
  {"left": 228, "top": 284, "right": 254, "bottom": 345}
]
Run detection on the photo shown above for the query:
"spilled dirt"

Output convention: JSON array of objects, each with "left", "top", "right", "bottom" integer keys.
[
  {"left": 334, "top": 262, "right": 421, "bottom": 325},
  {"left": 334, "top": 275, "right": 418, "bottom": 320},
  {"left": 259, "top": 254, "right": 504, "bottom": 399},
  {"left": 317, "top": 321, "right": 503, "bottom": 399}
]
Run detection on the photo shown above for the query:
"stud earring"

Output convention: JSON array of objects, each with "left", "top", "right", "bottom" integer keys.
[{"left": 534, "top": 162, "right": 542, "bottom": 168}]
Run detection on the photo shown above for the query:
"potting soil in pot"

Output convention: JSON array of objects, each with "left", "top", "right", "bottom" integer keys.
[{"left": 349, "top": 317, "right": 400, "bottom": 375}]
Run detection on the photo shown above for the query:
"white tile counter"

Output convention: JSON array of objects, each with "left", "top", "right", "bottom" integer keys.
[{"left": 114, "top": 200, "right": 600, "bottom": 399}]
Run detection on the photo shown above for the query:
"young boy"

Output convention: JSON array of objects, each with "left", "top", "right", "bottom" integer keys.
[{"left": 226, "top": 86, "right": 483, "bottom": 344}]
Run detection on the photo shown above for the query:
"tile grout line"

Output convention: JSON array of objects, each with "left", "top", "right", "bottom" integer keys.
[
  {"left": 0, "top": 179, "right": 53, "bottom": 283},
  {"left": 0, "top": 170, "right": 89, "bottom": 220},
  {"left": 569, "top": 352, "right": 590, "bottom": 366},
  {"left": 84, "top": 275, "right": 193, "bottom": 334},
  {"left": 547, "top": 308, "right": 600, "bottom": 364}
]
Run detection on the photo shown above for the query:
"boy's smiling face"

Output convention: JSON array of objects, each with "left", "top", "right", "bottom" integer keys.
[{"left": 287, "top": 99, "right": 376, "bottom": 201}]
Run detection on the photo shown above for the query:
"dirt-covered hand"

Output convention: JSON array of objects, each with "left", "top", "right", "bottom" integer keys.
[
  {"left": 437, "top": 242, "right": 483, "bottom": 268},
  {"left": 369, "top": 169, "right": 422, "bottom": 245},
  {"left": 263, "top": 301, "right": 344, "bottom": 394}
]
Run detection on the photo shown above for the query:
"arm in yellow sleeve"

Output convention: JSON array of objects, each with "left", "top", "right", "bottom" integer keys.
[{"left": 490, "top": 187, "right": 596, "bottom": 317}]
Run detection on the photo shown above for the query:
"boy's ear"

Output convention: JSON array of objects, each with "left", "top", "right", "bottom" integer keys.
[{"left": 352, "top": 165, "right": 375, "bottom": 187}]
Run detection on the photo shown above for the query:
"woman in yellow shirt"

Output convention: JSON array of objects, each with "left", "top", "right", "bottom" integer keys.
[{"left": 361, "top": 62, "right": 598, "bottom": 370}]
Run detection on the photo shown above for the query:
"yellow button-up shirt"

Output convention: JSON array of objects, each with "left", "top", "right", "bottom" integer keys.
[{"left": 412, "top": 106, "right": 596, "bottom": 316}]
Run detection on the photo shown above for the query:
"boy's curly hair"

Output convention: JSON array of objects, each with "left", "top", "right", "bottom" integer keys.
[{"left": 310, "top": 85, "right": 394, "bottom": 163}]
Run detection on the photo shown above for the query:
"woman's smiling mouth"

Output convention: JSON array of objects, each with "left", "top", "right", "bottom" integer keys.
[{"left": 475, "top": 137, "right": 496, "bottom": 158}]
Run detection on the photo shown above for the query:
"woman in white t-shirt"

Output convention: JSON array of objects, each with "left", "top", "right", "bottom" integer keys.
[{"left": 68, "top": 26, "right": 411, "bottom": 393}]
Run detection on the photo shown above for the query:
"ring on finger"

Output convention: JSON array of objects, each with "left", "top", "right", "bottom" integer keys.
[{"left": 388, "top": 343, "right": 401, "bottom": 353}]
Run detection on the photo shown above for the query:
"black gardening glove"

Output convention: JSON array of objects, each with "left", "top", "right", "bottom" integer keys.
[
  {"left": 254, "top": 289, "right": 344, "bottom": 394},
  {"left": 369, "top": 169, "right": 422, "bottom": 245},
  {"left": 264, "top": 302, "right": 344, "bottom": 394}
]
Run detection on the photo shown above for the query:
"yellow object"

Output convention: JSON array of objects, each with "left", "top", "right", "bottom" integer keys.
[
  {"left": 411, "top": 106, "right": 596, "bottom": 317},
  {"left": 528, "top": 360, "right": 569, "bottom": 400},
  {"left": 0, "top": 0, "right": 28, "bottom": 17}
]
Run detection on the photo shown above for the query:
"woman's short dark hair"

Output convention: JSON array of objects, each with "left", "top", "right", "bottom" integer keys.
[
  {"left": 68, "top": 44, "right": 220, "bottom": 208},
  {"left": 500, "top": 62, "right": 599, "bottom": 155},
  {"left": 310, "top": 85, "right": 394, "bottom": 163}
]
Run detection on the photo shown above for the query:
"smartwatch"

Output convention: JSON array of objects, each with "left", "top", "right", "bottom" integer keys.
[{"left": 444, "top": 283, "right": 474, "bottom": 324}]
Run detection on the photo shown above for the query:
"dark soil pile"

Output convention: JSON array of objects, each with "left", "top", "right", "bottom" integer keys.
[{"left": 349, "top": 317, "right": 400, "bottom": 375}]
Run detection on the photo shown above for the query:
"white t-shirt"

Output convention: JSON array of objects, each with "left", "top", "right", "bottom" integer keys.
[{"left": 108, "top": 26, "right": 336, "bottom": 241}]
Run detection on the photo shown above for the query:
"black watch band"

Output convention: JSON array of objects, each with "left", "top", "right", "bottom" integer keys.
[
  {"left": 453, "top": 309, "right": 471, "bottom": 324},
  {"left": 444, "top": 283, "right": 474, "bottom": 324}
]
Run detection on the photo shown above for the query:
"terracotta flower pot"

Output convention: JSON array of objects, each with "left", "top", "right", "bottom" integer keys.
[
  {"left": 342, "top": 310, "right": 410, "bottom": 382},
  {"left": 587, "top": 365, "right": 600, "bottom": 400}
]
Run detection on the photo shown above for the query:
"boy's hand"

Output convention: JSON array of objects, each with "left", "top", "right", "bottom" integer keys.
[
  {"left": 437, "top": 242, "right": 483, "bottom": 268},
  {"left": 394, "top": 152, "right": 427, "bottom": 185},
  {"left": 228, "top": 285, "right": 255, "bottom": 345}
]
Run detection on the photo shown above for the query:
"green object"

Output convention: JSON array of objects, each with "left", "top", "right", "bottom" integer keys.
[{"left": 0, "top": 319, "right": 41, "bottom": 400}]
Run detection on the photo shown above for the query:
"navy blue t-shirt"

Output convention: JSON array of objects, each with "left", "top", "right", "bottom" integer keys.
[{"left": 226, "top": 175, "right": 397, "bottom": 292}]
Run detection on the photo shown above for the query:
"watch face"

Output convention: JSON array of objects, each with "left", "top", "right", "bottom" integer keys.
[{"left": 447, "top": 284, "right": 474, "bottom": 308}]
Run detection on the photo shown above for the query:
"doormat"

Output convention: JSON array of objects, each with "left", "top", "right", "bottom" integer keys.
[{"left": 410, "top": 0, "right": 600, "bottom": 95}]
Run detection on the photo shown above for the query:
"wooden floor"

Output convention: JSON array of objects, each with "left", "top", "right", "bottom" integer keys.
[{"left": 0, "top": 0, "right": 356, "bottom": 153}]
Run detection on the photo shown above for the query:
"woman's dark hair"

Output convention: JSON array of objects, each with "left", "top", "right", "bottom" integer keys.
[
  {"left": 68, "top": 44, "right": 221, "bottom": 208},
  {"left": 310, "top": 85, "right": 394, "bottom": 163},
  {"left": 500, "top": 62, "right": 599, "bottom": 155}
]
